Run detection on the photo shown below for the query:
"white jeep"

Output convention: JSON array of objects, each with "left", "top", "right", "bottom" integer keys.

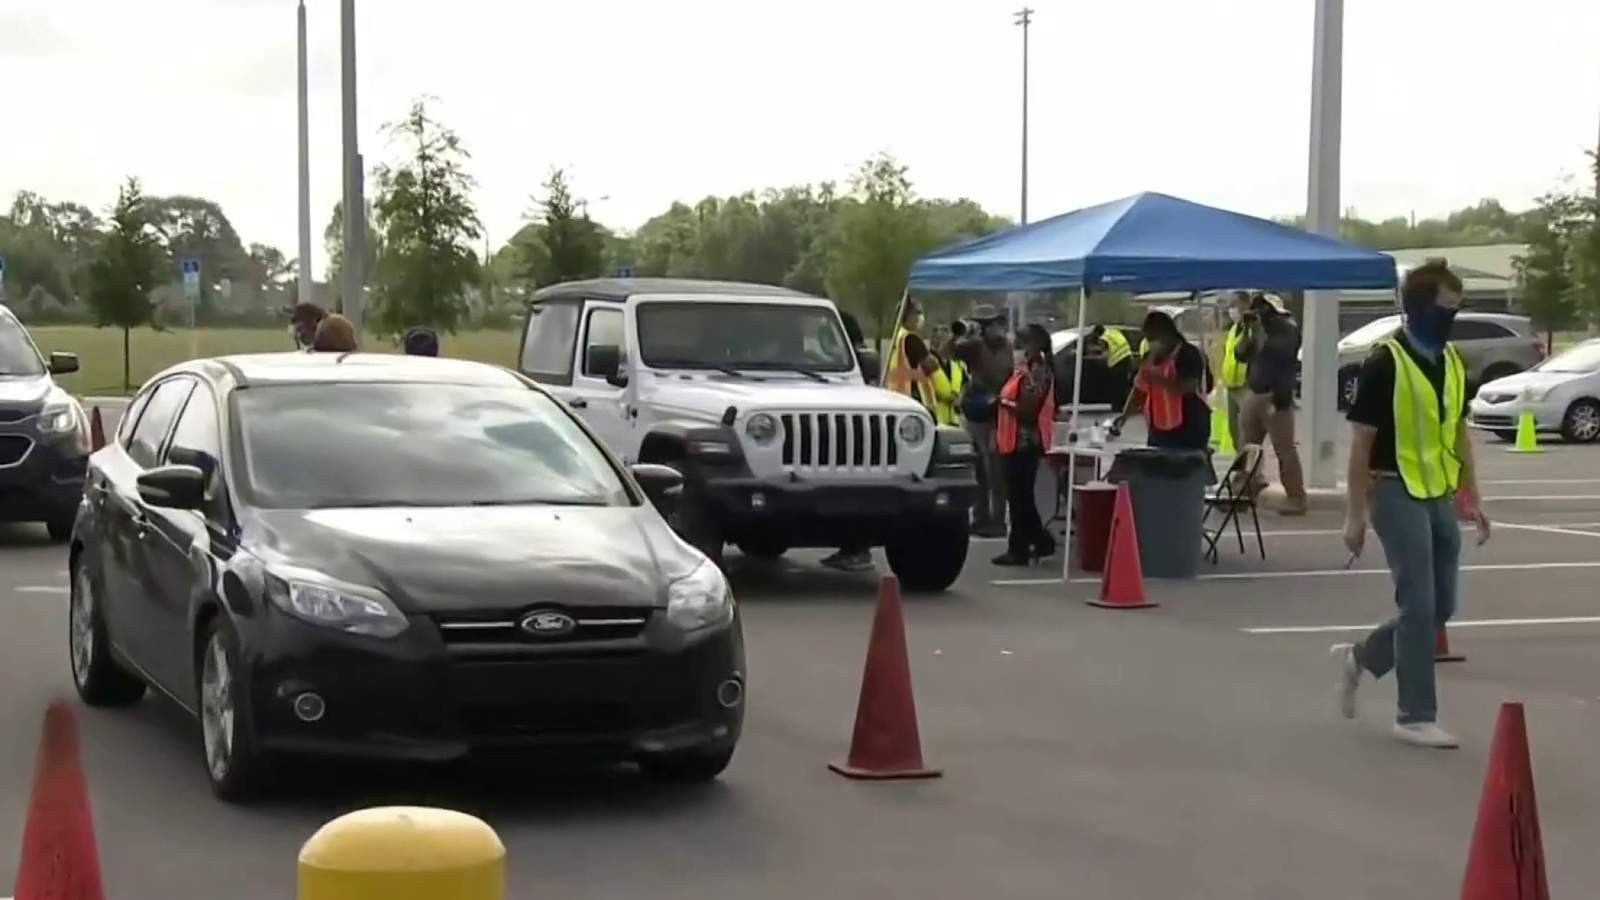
[{"left": 518, "top": 278, "right": 978, "bottom": 591}]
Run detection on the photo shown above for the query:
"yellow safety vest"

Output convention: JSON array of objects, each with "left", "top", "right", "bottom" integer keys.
[
  {"left": 886, "top": 326, "right": 930, "bottom": 397},
  {"left": 1220, "top": 324, "right": 1249, "bottom": 388},
  {"left": 1138, "top": 337, "right": 1150, "bottom": 359},
  {"left": 1385, "top": 337, "right": 1465, "bottom": 500},
  {"left": 1101, "top": 328, "right": 1133, "bottom": 368},
  {"left": 931, "top": 360, "right": 966, "bottom": 426}
]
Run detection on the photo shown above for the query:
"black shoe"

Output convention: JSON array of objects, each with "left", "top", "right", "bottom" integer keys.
[
  {"left": 1033, "top": 541, "right": 1058, "bottom": 560},
  {"left": 991, "top": 551, "right": 1034, "bottom": 567}
]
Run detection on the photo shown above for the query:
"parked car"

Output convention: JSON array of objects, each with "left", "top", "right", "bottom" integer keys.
[
  {"left": 1331, "top": 313, "right": 1544, "bottom": 409},
  {"left": 0, "top": 305, "right": 87, "bottom": 540},
  {"left": 1049, "top": 326, "right": 1145, "bottom": 409},
  {"left": 518, "top": 278, "right": 978, "bottom": 592},
  {"left": 68, "top": 352, "right": 745, "bottom": 801},
  {"left": 1468, "top": 338, "right": 1600, "bottom": 443}
]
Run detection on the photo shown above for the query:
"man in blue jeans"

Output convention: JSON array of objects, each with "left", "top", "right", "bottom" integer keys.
[{"left": 1333, "top": 260, "right": 1491, "bottom": 748}]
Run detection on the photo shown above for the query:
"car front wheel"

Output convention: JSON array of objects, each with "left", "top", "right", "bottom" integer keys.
[
  {"left": 198, "top": 618, "right": 269, "bottom": 803},
  {"left": 885, "top": 516, "right": 970, "bottom": 593},
  {"left": 69, "top": 563, "right": 146, "bottom": 707},
  {"left": 639, "top": 747, "right": 734, "bottom": 784},
  {"left": 1562, "top": 399, "right": 1600, "bottom": 443}
]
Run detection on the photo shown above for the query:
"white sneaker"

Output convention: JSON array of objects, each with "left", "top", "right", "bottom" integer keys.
[
  {"left": 1392, "top": 722, "right": 1460, "bottom": 749},
  {"left": 1330, "top": 643, "right": 1360, "bottom": 720}
]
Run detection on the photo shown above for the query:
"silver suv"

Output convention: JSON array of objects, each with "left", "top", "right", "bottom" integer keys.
[{"left": 1334, "top": 312, "right": 1545, "bottom": 409}]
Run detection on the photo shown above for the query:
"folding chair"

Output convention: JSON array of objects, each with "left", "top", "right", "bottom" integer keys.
[{"left": 1202, "top": 444, "right": 1266, "bottom": 564}]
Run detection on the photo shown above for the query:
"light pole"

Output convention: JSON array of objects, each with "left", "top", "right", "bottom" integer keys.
[
  {"left": 340, "top": 0, "right": 365, "bottom": 335},
  {"left": 296, "top": 0, "right": 313, "bottom": 308},
  {"left": 1012, "top": 7, "right": 1034, "bottom": 333},
  {"left": 1301, "top": 0, "right": 1344, "bottom": 490}
]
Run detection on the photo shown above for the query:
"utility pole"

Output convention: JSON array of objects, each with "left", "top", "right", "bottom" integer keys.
[
  {"left": 296, "top": 0, "right": 313, "bottom": 307},
  {"left": 1011, "top": 7, "right": 1034, "bottom": 333},
  {"left": 1301, "top": 0, "right": 1344, "bottom": 490},
  {"left": 340, "top": 0, "right": 365, "bottom": 335}
]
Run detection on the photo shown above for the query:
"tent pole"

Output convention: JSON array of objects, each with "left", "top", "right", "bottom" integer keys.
[
  {"left": 1061, "top": 285, "right": 1090, "bottom": 582},
  {"left": 881, "top": 287, "right": 910, "bottom": 388}
]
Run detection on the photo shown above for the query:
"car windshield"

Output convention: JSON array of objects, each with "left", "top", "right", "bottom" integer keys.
[
  {"left": 1339, "top": 316, "right": 1400, "bottom": 347},
  {"left": 233, "top": 383, "right": 631, "bottom": 509},
  {"left": 1538, "top": 341, "right": 1600, "bottom": 374},
  {"left": 0, "top": 317, "right": 46, "bottom": 377},
  {"left": 636, "top": 301, "right": 855, "bottom": 373}
]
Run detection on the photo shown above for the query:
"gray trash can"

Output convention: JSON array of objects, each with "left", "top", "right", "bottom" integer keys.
[{"left": 1105, "top": 448, "right": 1214, "bottom": 579}]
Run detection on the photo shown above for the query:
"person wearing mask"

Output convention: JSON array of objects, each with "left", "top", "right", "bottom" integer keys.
[
  {"left": 951, "top": 308, "right": 1013, "bottom": 538},
  {"left": 992, "top": 325, "right": 1057, "bottom": 566},
  {"left": 1237, "top": 293, "right": 1307, "bottom": 514},
  {"left": 403, "top": 327, "right": 440, "bottom": 357},
  {"left": 1218, "top": 291, "right": 1253, "bottom": 452},
  {"left": 1332, "top": 262, "right": 1489, "bottom": 749},
  {"left": 1109, "top": 311, "right": 1211, "bottom": 450},
  {"left": 288, "top": 302, "right": 326, "bottom": 350},
  {"left": 311, "top": 314, "right": 359, "bottom": 353},
  {"left": 884, "top": 298, "right": 931, "bottom": 399}
]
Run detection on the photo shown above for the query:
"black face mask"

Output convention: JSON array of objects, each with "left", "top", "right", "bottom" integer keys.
[{"left": 1403, "top": 298, "right": 1457, "bottom": 351}]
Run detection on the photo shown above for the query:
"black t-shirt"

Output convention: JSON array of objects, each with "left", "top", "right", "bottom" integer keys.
[
  {"left": 1346, "top": 332, "right": 1469, "bottom": 473},
  {"left": 1147, "top": 342, "right": 1212, "bottom": 450}
]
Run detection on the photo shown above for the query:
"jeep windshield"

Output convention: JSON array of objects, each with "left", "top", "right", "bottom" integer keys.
[
  {"left": 0, "top": 316, "right": 46, "bottom": 377},
  {"left": 637, "top": 301, "right": 856, "bottom": 373}
]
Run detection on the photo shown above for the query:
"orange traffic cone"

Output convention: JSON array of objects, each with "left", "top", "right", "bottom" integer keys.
[
  {"left": 1087, "top": 482, "right": 1156, "bottom": 609},
  {"left": 829, "top": 575, "right": 941, "bottom": 780},
  {"left": 88, "top": 407, "right": 105, "bottom": 452},
  {"left": 1460, "top": 702, "right": 1549, "bottom": 900},
  {"left": 14, "top": 703, "right": 106, "bottom": 900},
  {"left": 1435, "top": 625, "right": 1465, "bottom": 663}
]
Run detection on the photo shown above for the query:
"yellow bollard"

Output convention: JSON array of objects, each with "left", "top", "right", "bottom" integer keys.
[{"left": 298, "top": 806, "right": 505, "bottom": 900}]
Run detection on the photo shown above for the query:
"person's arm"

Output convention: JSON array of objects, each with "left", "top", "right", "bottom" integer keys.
[
  {"left": 1457, "top": 417, "right": 1491, "bottom": 544},
  {"left": 1344, "top": 425, "right": 1377, "bottom": 558}
]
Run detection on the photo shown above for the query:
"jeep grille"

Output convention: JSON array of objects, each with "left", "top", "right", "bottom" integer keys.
[{"left": 779, "top": 412, "right": 900, "bottom": 471}]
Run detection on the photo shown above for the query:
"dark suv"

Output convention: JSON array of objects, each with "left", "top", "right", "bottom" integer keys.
[{"left": 0, "top": 306, "right": 87, "bottom": 540}]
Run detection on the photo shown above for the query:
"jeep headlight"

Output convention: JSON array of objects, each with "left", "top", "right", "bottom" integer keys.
[
  {"left": 265, "top": 568, "right": 409, "bottom": 638},
  {"left": 897, "top": 415, "right": 929, "bottom": 446},
  {"left": 666, "top": 559, "right": 734, "bottom": 631},
  {"left": 745, "top": 412, "right": 780, "bottom": 446},
  {"left": 38, "top": 403, "right": 81, "bottom": 437}
]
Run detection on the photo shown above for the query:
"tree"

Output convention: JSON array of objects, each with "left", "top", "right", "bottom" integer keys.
[
  {"left": 825, "top": 154, "right": 935, "bottom": 340},
  {"left": 323, "top": 199, "right": 381, "bottom": 310},
  {"left": 1568, "top": 150, "right": 1600, "bottom": 329},
  {"left": 85, "top": 179, "right": 163, "bottom": 393},
  {"left": 369, "top": 99, "right": 482, "bottom": 337},
  {"left": 1514, "top": 193, "right": 1580, "bottom": 347},
  {"left": 530, "top": 168, "right": 605, "bottom": 286}
]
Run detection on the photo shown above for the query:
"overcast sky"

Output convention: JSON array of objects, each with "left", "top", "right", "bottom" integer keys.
[{"left": 2, "top": 0, "right": 1597, "bottom": 279}]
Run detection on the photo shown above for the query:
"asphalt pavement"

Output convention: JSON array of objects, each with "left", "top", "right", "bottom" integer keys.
[{"left": 2, "top": 411, "right": 1598, "bottom": 898}]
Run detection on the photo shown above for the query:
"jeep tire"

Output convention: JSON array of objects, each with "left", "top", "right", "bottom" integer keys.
[{"left": 885, "top": 516, "right": 970, "bottom": 593}]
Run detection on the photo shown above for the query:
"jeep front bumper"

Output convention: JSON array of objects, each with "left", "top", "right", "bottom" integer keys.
[{"left": 699, "top": 473, "right": 975, "bottom": 549}]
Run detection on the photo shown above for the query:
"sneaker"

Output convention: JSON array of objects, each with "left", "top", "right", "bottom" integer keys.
[
  {"left": 1392, "top": 722, "right": 1460, "bottom": 749},
  {"left": 1331, "top": 643, "right": 1361, "bottom": 719},
  {"left": 1278, "top": 498, "right": 1309, "bottom": 517},
  {"left": 821, "top": 550, "right": 874, "bottom": 573}
]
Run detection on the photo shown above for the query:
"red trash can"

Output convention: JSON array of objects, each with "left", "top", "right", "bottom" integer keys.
[{"left": 1074, "top": 482, "right": 1119, "bottom": 572}]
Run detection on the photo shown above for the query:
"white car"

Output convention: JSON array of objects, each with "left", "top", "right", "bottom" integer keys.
[
  {"left": 516, "top": 278, "right": 980, "bottom": 591},
  {"left": 1468, "top": 338, "right": 1600, "bottom": 443}
]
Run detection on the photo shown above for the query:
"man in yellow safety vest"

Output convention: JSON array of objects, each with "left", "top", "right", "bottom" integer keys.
[
  {"left": 1218, "top": 291, "right": 1253, "bottom": 453},
  {"left": 1332, "top": 260, "right": 1491, "bottom": 750},
  {"left": 885, "top": 298, "right": 931, "bottom": 399}
]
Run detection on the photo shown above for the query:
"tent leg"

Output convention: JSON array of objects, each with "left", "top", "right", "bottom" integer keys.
[{"left": 1061, "top": 286, "right": 1090, "bottom": 582}]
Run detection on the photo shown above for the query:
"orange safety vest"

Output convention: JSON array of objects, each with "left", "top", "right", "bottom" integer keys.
[
  {"left": 1135, "top": 357, "right": 1185, "bottom": 430},
  {"left": 996, "top": 369, "right": 1055, "bottom": 455}
]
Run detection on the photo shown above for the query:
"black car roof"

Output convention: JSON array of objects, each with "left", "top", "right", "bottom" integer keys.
[
  {"left": 529, "top": 278, "right": 816, "bottom": 303},
  {"left": 166, "top": 352, "right": 527, "bottom": 391}
]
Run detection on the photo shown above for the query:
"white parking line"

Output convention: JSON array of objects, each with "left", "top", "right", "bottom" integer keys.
[
  {"left": 1497, "top": 522, "right": 1600, "bottom": 539},
  {"left": 992, "top": 559, "right": 1600, "bottom": 587},
  {"left": 1243, "top": 616, "right": 1600, "bottom": 635},
  {"left": 13, "top": 586, "right": 67, "bottom": 595},
  {"left": 1485, "top": 494, "right": 1600, "bottom": 502},
  {"left": 1481, "top": 478, "right": 1600, "bottom": 485}
]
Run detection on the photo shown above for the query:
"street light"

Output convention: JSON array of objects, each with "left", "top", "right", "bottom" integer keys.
[
  {"left": 340, "top": 0, "right": 365, "bottom": 334},
  {"left": 1011, "top": 7, "right": 1034, "bottom": 334},
  {"left": 296, "top": 0, "right": 313, "bottom": 307}
]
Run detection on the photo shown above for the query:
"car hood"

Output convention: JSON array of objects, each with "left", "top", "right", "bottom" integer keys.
[
  {"left": 0, "top": 375, "right": 52, "bottom": 410},
  {"left": 245, "top": 505, "right": 701, "bottom": 613},
  {"left": 636, "top": 372, "right": 925, "bottom": 421},
  {"left": 1480, "top": 369, "right": 1593, "bottom": 394}
]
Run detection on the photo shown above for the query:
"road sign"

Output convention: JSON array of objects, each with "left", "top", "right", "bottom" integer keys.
[{"left": 181, "top": 258, "right": 201, "bottom": 302}]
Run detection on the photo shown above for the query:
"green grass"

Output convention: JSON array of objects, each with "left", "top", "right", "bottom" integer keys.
[{"left": 28, "top": 326, "right": 522, "bottom": 396}]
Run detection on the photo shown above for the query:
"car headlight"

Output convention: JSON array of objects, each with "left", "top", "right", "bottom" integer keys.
[
  {"left": 897, "top": 415, "right": 929, "bottom": 446},
  {"left": 38, "top": 403, "right": 81, "bottom": 436},
  {"left": 745, "top": 413, "right": 780, "bottom": 446},
  {"left": 265, "top": 569, "right": 408, "bottom": 638},
  {"left": 666, "top": 559, "right": 733, "bottom": 631}
]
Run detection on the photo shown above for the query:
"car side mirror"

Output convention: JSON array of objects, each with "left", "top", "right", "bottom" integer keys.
[
  {"left": 630, "top": 463, "right": 684, "bottom": 512},
  {"left": 856, "top": 348, "right": 881, "bottom": 384},
  {"left": 586, "top": 344, "right": 628, "bottom": 387},
  {"left": 137, "top": 465, "right": 207, "bottom": 510},
  {"left": 49, "top": 352, "right": 80, "bottom": 376}
]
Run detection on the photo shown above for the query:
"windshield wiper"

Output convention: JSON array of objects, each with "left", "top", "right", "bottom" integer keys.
[
  {"left": 468, "top": 498, "right": 606, "bottom": 507},
  {"left": 649, "top": 359, "right": 762, "bottom": 381},
  {"left": 729, "top": 363, "right": 828, "bottom": 383}
]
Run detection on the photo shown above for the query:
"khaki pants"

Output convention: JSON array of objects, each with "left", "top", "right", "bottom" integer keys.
[
  {"left": 1225, "top": 386, "right": 1250, "bottom": 454},
  {"left": 1239, "top": 391, "right": 1307, "bottom": 503}
]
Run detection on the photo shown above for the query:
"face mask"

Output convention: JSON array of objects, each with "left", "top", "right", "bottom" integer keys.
[{"left": 1403, "top": 299, "right": 1457, "bottom": 351}]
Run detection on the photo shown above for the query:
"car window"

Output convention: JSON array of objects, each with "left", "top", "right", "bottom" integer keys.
[
  {"left": 1452, "top": 320, "right": 1513, "bottom": 341},
  {"left": 126, "top": 378, "right": 194, "bottom": 468},
  {"left": 165, "top": 384, "right": 229, "bottom": 521},
  {"left": 117, "top": 390, "right": 154, "bottom": 446},
  {"left": 0, "top": 315, "right": 46, "bottom": 377},
  {"left": 636, "top": 301, "right": 855, "bottom": 372},
  {"left": 580, "top": 307, "right": 625, "bottom": 378},
  {"left": 520, "top": 301, "right": 581, "bottom": 385},
  {"left": 232, "top": 383, "right": 631, "bottom": 509}
]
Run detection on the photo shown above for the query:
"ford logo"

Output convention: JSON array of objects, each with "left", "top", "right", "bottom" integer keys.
[{"left": 520, "top": 611, "right": 577, "bottom": 637}]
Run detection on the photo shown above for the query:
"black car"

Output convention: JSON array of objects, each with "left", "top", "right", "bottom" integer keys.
[
  {"left": 0, "top": 306, "right": 87, "bottom": 540},
  {"left": 68, "top": 352, "right": 745, "bottom": 801}
]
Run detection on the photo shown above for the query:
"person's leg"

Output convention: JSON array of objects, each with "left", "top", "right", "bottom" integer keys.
[
  {"left": 1428, "top": 493, "right": 1463, "bottom": 631},
  {"left": 997, "top": 450, "right": 1040, "bottom": 561},
  {"left": 1238, "top": 392, "right": 1271, "bottom": 493},
  {"left": 1359, "top": 479, "right": 1441, "bottom": 725},
  {"left": 1226, "top": 387, "right": 1247, "bottom": 453},
  {"left": 1267, "top": 403, "right": 1308, "bottom": 513},
  {"left": 983, "top": 427, "right": 1009, "bottom": 537},
  {"left": 965, "top": 421, "right": 995, "bottom": 530}
]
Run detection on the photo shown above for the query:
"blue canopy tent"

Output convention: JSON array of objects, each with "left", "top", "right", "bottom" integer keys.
[{"left": 903, "top": 191, "right": 1398, "bottom": 580}]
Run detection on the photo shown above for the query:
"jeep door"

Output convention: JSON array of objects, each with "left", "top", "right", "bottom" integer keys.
[{"left": 569, "top": 301, "right": 636, "bottom": 460}]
